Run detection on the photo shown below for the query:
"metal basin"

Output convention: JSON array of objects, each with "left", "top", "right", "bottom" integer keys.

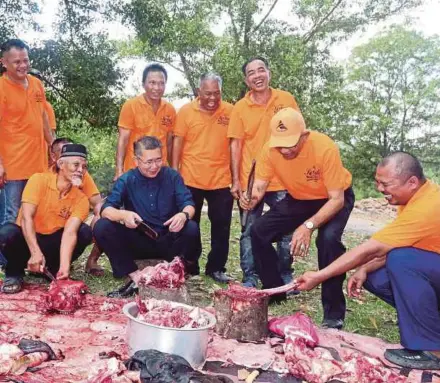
[{"left": 122, "top": 301, "right": 216, "bottom": 368}]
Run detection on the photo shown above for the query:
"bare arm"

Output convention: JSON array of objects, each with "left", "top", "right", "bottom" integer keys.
[
  {"left": 0, "top": 155, "right": 5, "bottom": 188},
  {"left": 114, "top": 128, "right": 131, "bottom": 180},
  {"left": 307, "top": 189, "right": 344, "bottom": 228},
  {"left": 58, "top": 217, "right": 83, "bottom": 279},
  {"left": 43, "top": 111, "right": 55, "bottom": 145},
  {"left": 21, "top": 203, "right": 45, "bottom": 272},
  {"left": 171, "top": 136, "right": 184, "bottom": 171},
  {"left": 230, "top": 138, "right": 243, "bottom": 199},
  {"left": 167, "top": 132, "right": 173, "bottom": 165},
  {"left": 89, "top": 194, "right": 103, "bottom": 228},
  {"left": 240, "top": 179, "right": 269, "bottom": 211}
]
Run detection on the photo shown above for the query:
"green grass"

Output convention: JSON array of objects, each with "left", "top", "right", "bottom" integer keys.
[{"left": 1, "top": 212, "right": 400, "bottom": 344}]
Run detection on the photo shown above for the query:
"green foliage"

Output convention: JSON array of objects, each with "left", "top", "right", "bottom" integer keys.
[{"left": 0, "top": 1, "right": 40, "bottom": 43}]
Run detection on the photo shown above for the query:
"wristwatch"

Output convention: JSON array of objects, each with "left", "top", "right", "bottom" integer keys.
[
  {"left": 304, "top": 221, "right": 315, "bottom": 230},
  {"left": 182, "top": 211, "right": 190, "bottom": 221}
]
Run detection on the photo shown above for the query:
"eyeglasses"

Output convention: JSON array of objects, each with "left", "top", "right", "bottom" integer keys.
[{"left": 136, "top": 157, "right": 163, "bottom": 167}]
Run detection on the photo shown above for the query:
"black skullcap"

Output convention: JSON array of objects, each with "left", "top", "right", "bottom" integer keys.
[{"left": 60, "top": 144, "right": 87, "bottom": 159}]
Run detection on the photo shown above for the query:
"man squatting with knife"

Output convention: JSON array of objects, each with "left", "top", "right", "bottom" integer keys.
[
  {"left": 240, "top": 107, "right": 354, "bottom": 330},
  {"left": 296, "top": 152, "right": 440, "bottom": 370}
]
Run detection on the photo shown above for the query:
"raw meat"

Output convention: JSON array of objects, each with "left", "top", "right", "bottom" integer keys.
[
  {"left": 135, "top": 296, "right": 210, "bottom": 329},
  {"left": 269, "top": 313, "right": 319, "bottom": 345},
  {"left": 39, "top": 279, "right": 88, "bottom": 314},
  {"left": 138, "top": 257, "right": 185, "bottom": 289}
]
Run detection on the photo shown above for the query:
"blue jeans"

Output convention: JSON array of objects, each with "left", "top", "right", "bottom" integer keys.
[
  {"left": 0, "top": 180, "right": 27, "bottom": 268},
  {"left": 240, "top": 190, "right": 292, "bottom": 286},
  {"left": 364, "top": 247, "right": 440, "bottom": 351},
  {"left": 0, "top": 180, "right": 27, "bottom": 226}
]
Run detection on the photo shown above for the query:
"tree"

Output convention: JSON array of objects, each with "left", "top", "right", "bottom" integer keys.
[
  {"left": 0, "top": 1, "right": 40, "bottom": 43},
  {"left": 335, "top": 25, "right": 440, "bottom": 183}
]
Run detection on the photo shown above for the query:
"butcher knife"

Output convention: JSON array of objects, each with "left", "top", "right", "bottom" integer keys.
[
  {"left": 241, "top": 159, "right": 256, "bottom": 227},
  {"left": 134, "top": 218, "right": 159, "bottom": 240},
  {"left": 43, "top": 267, "right": 57, "bottom": 284}
]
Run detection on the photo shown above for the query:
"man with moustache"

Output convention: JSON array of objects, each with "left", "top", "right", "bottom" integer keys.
[
  {"left": 94, "top": 136, "right": 200, "bottom": 298},
  {"left": 114, "top": 63, "right": 176, "bottom": 180},
  {"left": 296, "top": 152, "right": 440, "bottom": 369},
  {"left": 241, "top": 108, "right": 354, "bottom": 329},
  {"left": 172, "top": 73, "right": 234, "bottom": 283},
  {"left": 0, "top": 144, "right": 93, "bottom": 293},
  {"left": 0, "top": 39, "right": 53, "bottom": 226},
  {"left": 228, "top": 56, "right": 301, "bottom": 288}
]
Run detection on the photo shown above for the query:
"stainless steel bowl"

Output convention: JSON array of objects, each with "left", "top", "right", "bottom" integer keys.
[{"left": 122, "top": 301, "right": 216, "bottom": 368}]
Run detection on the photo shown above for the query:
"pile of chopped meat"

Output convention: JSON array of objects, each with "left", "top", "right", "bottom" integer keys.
[
  {"left": 39, "top": 279, "right": 88, "bottom": 314},
  {"left": 137, "top": 257, "right": 185, "bottom": 289},
  {"left": 135, "top": 297, "right": 210, "bottom": 329}
]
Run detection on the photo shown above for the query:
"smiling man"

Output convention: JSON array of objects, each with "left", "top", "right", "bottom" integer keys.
[
  {"left": 296, "top": 152, "right": 440, "bottom": 370},
  {"left": 228, "top": 56, "right": 301, "bottom": 288},
  {"left": 94, "top": 136, "right": 200, "bottom": 298},
  {"left": 114, "top": 64, "right": 176, "bottom": 180},
  {"left": 0, "top": 39, "right": 53, "bottom": 226},
  {"left": 0, "top": 144, "right": 92, "bottom": 294},
  {"left": 172, "top": 73, "right": 234, "bottom": 283},
  {"left": 241, "top": 108, "right": 354, "bottom": 328}
]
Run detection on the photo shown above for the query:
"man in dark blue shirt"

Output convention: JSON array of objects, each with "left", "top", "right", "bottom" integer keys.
[{"left": 93, "top": 136, "right": 200, "bottom": 298}]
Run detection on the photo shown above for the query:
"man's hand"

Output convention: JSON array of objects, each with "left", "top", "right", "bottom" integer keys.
[
  {"left": 27, "top": 251, "right": 46, "bottom": 273},
  {"left": 122, "top": 211, "right": 143, "bottom": 229},
  {"left": 290, "top": 225, "right": 313, "bottom": 258},
  {"left": 230, "top": 181, "right": 242, "bottom": 200},
  {"left": 164, "top": 212, "right": 187, "bottom": 233},
  {"left": 56, "top": 266, "right": 70, "bottom": 280},
  {"left": 295, "top": 271, "right": 323, "bottom": 291},
  {"left": 113, "top": 168, "right": 123, "bottom": 182},
  {"left": 239, "top": 194, "right": 252, "bottom": 211},
  {"left": 347, "top": 268, "right": 367, "bottom": 298},
  {"left": 0, "top": 164, "right": 6, "bottom": 189}
]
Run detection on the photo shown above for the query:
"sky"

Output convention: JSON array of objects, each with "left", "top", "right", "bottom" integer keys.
[{"left": 22, "top": 0, "right": 440, "bottom": 105}]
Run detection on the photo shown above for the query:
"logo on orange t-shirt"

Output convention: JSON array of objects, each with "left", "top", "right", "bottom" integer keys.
[
  {"left": 217, "top": 115, "right": 230, "bottom": 126},
  {"left": 305, "top": 166, "right": 321, "bottom": 182},
  {"left": 35, "top": 91, "right": 44, "bottom": 103},
  {"left": 58, "top": 207, "right": 72, "bottom": 220},
  {"left": 274, "top": 104, "right": 285, "bottom": 114},
  {"left": 161, "top": 115, "right": 173, "bottom": 128}
]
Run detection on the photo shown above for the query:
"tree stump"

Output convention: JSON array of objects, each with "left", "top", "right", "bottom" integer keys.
[
  {"left": 138, "top": 284, "right": 191, "bottom": 305},
  {"left": 213, "top": 290, "right": 269, "bottom": 342}
]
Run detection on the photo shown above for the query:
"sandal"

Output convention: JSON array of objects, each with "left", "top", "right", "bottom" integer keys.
[
  {"left": 2, "top": 276, "right": 23, "bottom": 294},
  {"left": 385, "top": 348, "right": 440, "bottom": 370},
  {"left": 85, "top": 266, "right": 105, "bottom": 277}
]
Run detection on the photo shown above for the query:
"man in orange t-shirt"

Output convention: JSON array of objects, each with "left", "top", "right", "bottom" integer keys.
[
  {"left": 172, "top": 73, "right": 234, "bottom": 283},
  {"left": 0, "top": 39, "right": 53, "bottom": 226},
  {"left": 241, "top": 108, "right": 354, "bottom": 328},
  {"left": 0, "top": 144, "right": 92, "bottom": 294},
  {"left": 114, "top": 63, "right": 176, "bottom": 180},
  {"left": 228, "top": 56, "right": 301, "bottom": 288},
  {"left": 296, "top": 152, "right": 440, "bottom": 370}
]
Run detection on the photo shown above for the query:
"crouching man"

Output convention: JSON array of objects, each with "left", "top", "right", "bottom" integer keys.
[
  {"left": 94, "top": 136, "right": 200, "bottom": 298},
  {"left": 297, "top": 152, "right": 440, "bottom": 370},
  {"left": 0, "top": 144, "right": 93, "bottom": 293}
]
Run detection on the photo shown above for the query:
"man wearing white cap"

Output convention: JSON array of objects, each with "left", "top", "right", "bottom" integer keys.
[{"left": 240, "top": 107, "right": 354, "bottom": 329}]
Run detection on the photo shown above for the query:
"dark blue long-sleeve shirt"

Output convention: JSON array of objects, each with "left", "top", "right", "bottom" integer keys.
[{"left": 101, "top": 167, "right": 194, "bottom": 234}]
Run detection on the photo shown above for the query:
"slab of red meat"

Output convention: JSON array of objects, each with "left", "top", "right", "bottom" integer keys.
[
  {"left": 137, "top": 257, "right": 186, "bottom": 289},
  {"left": 39, "top": 279, "right": 88, "bottom": 314}
]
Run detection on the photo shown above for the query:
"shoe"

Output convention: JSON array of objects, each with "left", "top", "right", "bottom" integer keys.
[
  {"left": 107, "top": 280, "right": 138, "bottom": 298},
  {"left": 2, "top": 276, "right": 24, "bottom": 294},
  {"left": 321, "top": 319, "right": 344, "bottom": 330},
  {"left": 269, "top": 293, "right": 287, "bottom": 305},
  {"left": 384, "top": 349, "right": 440, "bottom": 370},
  {"left": 207, "top": 271, "right": 233, "bottom": 284},
  {"left": 286, "top": 289, "right": 300, "bottom": 298}
]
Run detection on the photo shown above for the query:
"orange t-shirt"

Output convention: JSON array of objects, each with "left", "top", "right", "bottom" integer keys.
[
  {"left": 118, "top": 95, "right": 176, "bottom": 171},
  {"left": 372, "top": 180, "right": 440, "bottom": 254},
  {"left": 257, "top": 131, "right": 352, "bottom": 200},
  {"left": 227, "top": 88, "right": 301, "bottom": 192},
  {"left": 174, "top": 99, "right": 233, "bottom": 190},
  {"left": 48, "top": 165, "right": 99, "bottom": 200},
  {"left": 0, "top": 75, "right": 47, "bottom": 180},
  {"left": 17, "top": 172, "right": 89, "bottom": 235}
]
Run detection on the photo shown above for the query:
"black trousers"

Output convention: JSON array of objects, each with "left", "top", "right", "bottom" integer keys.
[
  {"left": 0, "top": 223, "right": 93, "bottom": 277},
  {"left": 188, "top": 186, "right": 233, "bottom": 274},
  {"left": 93, "top": 218, "right": 201, "bottom": 278},
  {"left": 251, "top": 188, "right": 355, "bottom": 321}
]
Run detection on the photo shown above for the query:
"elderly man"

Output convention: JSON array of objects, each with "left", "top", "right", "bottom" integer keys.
[
  {"left": 0, "top": 144, "right": 93, "bottom": 293},
  {"left": 94, "top": 136, "right": 200, "bottom": 298},
  {"left": 296, "top": 152, "right": 440, "bottom": 370},
  {"left": 172, "top": 72, "right": 234, "bottom": 283},
  {"left": 241, "top": 108, "right": 354, "bottom": 329},
  {"left": 228, "top": 56, "right": 301, "bottom": 288},
  {"left": 0, "top": 39, "right": 53, "bottom": 225},
  {"left": 50, "top": 138, "right": 104, "bottom": 276},
  {"left": 114, "top": 63, "right": 176, "bottom": 180}
]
